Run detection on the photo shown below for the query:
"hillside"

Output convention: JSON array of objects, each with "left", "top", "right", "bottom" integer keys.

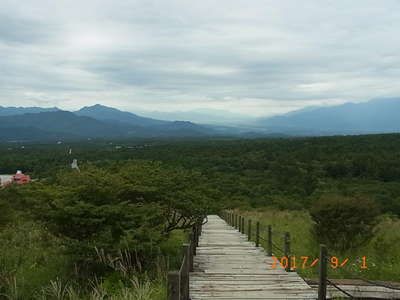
[
  {"left": 0, "top": 108, "right": 217, "bottom": 141},
  {"left": 75, "top": 104, "right": 168, "bottom": 127},
  {"left": 0, "top": 111, "right": 131, "bottom": 139},
  {"left": 0, "top": 106, "right": 59, "bottom": 116},
  {"left": 257, "top": 98, "right": 400, "bottom": 135}
]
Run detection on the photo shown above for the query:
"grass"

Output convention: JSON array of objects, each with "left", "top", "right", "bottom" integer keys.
[
  {"left": 235, "top": 209, "right": 400, "bottom": 281},
  {"left": 0, "top": 222, "right": 191, "bottom": 300},
  {"left": 32, "top": 276, "right": 166, "bottom": 300}
]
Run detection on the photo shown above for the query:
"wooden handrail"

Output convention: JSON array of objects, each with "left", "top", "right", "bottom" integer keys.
[
  {"left": 167, "top": 221, "right": 201, "bottom": 300},
  {"left": 222, "top": 211, "right": 330, "bottom": 300}
]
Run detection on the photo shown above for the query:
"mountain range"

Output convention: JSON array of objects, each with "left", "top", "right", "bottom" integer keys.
[
  {"left": 1, "top": 98, "right": 400, "bottom": 141},
  {"left": 256, "top": 98, "right": 400, "bottom": 135},
  {"left": 0, "top": 106, "right": 59, "bottom": 116},
  {"left": 0, "top": 105, "right": 217, "bottom": 141}
]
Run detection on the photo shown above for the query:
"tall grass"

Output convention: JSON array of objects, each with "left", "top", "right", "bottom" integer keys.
[
  {"left": 0, "top": 222, "right": 187, "bottom": 300},
  {"left": 30, "top": 276, "right": 166, "bottom": 300},
  {"left": 238, "top": 209, "right": 400, "bottom": 281}
]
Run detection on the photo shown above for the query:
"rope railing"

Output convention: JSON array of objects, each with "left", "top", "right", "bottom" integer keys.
[
  {"left": 326, "top": 279, "right": 355, "bottom": 299},
  {"left": 222, "top": 211, "right": 400, "bottom": 299},
  {"left": 360, "top": 278, "right": 400, "bottom": 291}
]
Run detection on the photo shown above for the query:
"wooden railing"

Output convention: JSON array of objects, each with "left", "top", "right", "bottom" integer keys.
[
  {"left": 221, "top": 211, "right": 372, "bottom": 300},
  {"left": 221, "top": 211, "right": 292, "bottom": 271},
  {"left": 167, "top": 222, "right": 202, "bottom": 300}
]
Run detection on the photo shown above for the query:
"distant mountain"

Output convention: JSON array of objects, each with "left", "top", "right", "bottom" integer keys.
[
  {"left": 0, "top": 106, "right": 59, "bottom": 116},
  {"left": 0, "top": 111, "right": 130, "bottom": 139},
  {"left": 256, "top": 98, "right": 400, "bottom": 135},
  {"left": 75, "top": 104, "right": 168, "bottom": 127},
  {"left": 74, "top": 104, "right": 215, "bottom": 137},
  {"left": 0, "top": 108, "right": 218, "bottom": 141}
]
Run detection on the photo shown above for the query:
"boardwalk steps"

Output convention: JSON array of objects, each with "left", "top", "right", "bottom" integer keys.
[{"left": 189, "top": 215, "right": 317, "bottom": 299}]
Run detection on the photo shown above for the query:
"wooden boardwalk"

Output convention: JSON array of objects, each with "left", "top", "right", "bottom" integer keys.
[{"left": 190, "top": 215, "right": 317, "bottom": 300}]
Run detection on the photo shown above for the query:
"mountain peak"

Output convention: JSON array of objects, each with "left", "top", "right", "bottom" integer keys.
[
  {"left": 80, "top": 104, "right": 117, "bottom": 111},
  {"left": 75, "top": 104, "right": 169, "bottom": 127}
]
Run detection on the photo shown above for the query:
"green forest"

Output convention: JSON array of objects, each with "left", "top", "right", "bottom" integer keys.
[{"left": 1, "top": 133, "right": 400, "bottom": 299}]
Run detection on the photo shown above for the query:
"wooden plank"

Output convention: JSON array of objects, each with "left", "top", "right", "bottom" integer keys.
[{"left": 190, "top": 215, "right": 317, "bottom": 300}]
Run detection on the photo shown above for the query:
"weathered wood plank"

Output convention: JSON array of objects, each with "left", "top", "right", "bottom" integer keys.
[{"left": 190, "top": 215, "right": 317, "bottom": 300}]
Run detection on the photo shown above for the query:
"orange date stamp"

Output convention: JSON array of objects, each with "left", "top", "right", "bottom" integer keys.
[{"left": 271, "top": 256, "right": 368, "bottom": 270}]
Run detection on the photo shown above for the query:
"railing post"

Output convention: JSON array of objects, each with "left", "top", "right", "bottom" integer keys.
[
  {"left": 199, "top": 221, "right": 203, "bottom": 237},
  {"left": 248, "top": 219, "right": 252, "bottom": 241},
  {"left": 241, "top": 217, "right": 245, "bottom": 234},
  {"left": 197, "top": 221, "right": 202, "bottom": 246},
  {"left": 267, "top": 225, "right": 272, "bottom": 256},
  {"left": 284, "top": 232, "right": 291, "bottom": 272},
  {"left": 181, "top": 244, "right": 190, "bottom": 300},
  {"left": 193, "top": 227, "right": 197, "bottom": 255},
  {"left": 238, "top": 216, "right": 242, "bottom": 232},
  {"left": 255, "top": 221, "right": 260, "bottom": 247},
  {"left": 235, "top": 214, "right": 238, "bottom": 229},
  {"left": 189, "top": 233, "right": 194, "bottom": 272},
  {"left": 318, "top": 244, "right": 328, "bottom": 300},
  {"left": 168, "top": 272, "right": 180, "bottom": 300}
]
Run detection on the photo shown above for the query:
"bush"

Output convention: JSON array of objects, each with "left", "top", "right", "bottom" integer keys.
[{"left": 310, "top": 195, "right": 380, "bottom": 251}]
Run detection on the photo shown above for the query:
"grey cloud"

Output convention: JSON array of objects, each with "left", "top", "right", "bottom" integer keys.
[{"left": 0, "top": 0, "right": 400, "bottom": 115}]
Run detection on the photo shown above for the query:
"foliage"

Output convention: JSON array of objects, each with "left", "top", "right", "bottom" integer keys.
[
  {"left": 2, "top": 134, "right": 400, "bottom": 296},
  {"left": 310, "top": 195, "right": 380, "bottom": 251},
  {"left": 241, "top": 209, "right": 400, "bottom": 281}
]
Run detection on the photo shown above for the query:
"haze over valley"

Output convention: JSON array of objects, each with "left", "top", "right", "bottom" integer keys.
[{"left": 1, "top": 98, "right": 400, "bottom": 141}]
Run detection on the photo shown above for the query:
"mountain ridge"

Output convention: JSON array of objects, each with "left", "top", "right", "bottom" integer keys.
[
  {"left": 0, "top": 107, "right": 217, "bottom": 141},
  {"left": 0, "top": 106, "right": 60, "bottom": 116},
  {"left": 256, "top": 98, "right": 400, "bottom": 135},
  {"left": 75, "top": 104, "right": 168, "bottom": 127}
]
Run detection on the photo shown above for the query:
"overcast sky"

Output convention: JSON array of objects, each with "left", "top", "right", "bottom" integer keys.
[{"left": 1, "top": 0, "right": 399, "bottom": 116}]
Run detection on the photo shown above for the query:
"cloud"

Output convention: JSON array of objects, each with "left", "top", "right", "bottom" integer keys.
[{"left": 0, "top": 0, "right": 399, "bottom": 116}]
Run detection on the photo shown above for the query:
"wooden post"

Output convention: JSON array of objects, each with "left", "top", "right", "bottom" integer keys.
[
  {"left": 199, "top": 222, "right": 202, "bottom": 236},
  {"left": 284, "top": 232, "right": 291, "bottom": 272},
  {"left": 235, "top": 215, "right": 238, "bottom": 229},
  {"left": 267, "top": 225, "right": 272, "bottom": 256},
  {"left": 189, "top": 233, "right": 194, "bottom": 272},
  {"left": 248, "top": 219, "right": 252, "bottom": 241},
  {"left": 241, "top": 217, "right": 245, "bottom": 234},
  {"left": 318, "top": 244, "right": 327, "bottom": 300},
  {"left": 181, "top": 244, "right": 190, "bottom": 300},
  {"left": 193, "top": 227, "right": 197, "bottom": 255},
  {"left": 168, "top": 272, "right": 180, "bottom": 300},
  {"left": 238, "top": 216, "right": 242, "bottom": 232},
  {"left": 255, "top": 221, "right": 260, "bottom": 247},
  {"left": 196, "top": 223, "right": 201, "bottom": 245}
]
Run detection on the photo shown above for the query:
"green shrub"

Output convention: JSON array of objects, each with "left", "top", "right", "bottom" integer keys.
[{"left": 310, "top": 195, "right": 380, "bottom": 251}]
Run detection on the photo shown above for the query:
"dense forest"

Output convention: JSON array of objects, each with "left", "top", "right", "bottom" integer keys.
[{"left": 1, "top": 134, "right": 400, "bottom": 298}]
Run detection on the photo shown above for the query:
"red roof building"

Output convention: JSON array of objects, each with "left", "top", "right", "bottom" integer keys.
[{"left": 0, "top": 171, "right": 31, "bottom": 186}]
